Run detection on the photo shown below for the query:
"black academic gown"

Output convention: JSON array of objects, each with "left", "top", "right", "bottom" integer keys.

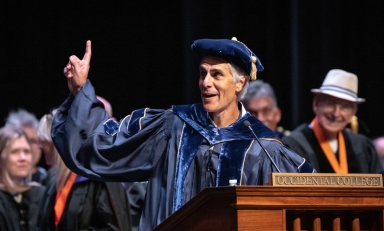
[
  {"left": 0, "top": 186, "right": 45, "bottom": 231},
  {"left": 125, "top": 181, "right": 148, "bottom": 231},
  {"left": 282, "top": 123, "right": 383, "bottom": 173},
  {"left": 37, "top": 167, "right": 132, "bottom": 231},
  {"left": 51, "top": 80, "right": 314, "bottom": 231}
]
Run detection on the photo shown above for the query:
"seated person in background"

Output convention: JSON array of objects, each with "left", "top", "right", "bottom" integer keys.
[
  {"left": 373, "top": 137, "right": 384, "bottom": 169},
  {"left": 242, "top": 79, "right": 289, "bottom": 139},
  {"left": 5, "top": 109, "right": 48, "bottom": 184},
  {"left": 36, "top": 110, "right": 132, "bottom": 231},
  {"left": 96, "top": 95, "right": 116, "bottom": 120},
  {"left": 283, "top": 69, "right": 382, "bottom": 173},
  {"left": 0, "top": 127, "right": 45, "bottom": 231},
  {"left": 51, "top": 38, "right": 314, "bottom": 231}
]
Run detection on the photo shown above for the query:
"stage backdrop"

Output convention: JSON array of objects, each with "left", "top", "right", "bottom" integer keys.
[{"left": 1, "top": 1, "right": 383, "bottom": 138}]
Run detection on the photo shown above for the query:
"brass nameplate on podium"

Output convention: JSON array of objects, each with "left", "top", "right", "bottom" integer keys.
[{"left": 270, "top": 173, "right": 383, "bottom": 187}]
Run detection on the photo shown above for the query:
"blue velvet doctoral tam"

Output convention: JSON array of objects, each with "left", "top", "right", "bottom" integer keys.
[{"left": 51, "top": 80, "right": 314, "bottom": 231}]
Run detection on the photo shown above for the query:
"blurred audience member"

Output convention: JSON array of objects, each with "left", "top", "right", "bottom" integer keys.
[
  {"left": 374, "top": 136, "right": 384, "bottom": 169},
  {"left": 97, "top": 95, "right": 115, "bottom": 120},
  {"left": 37, "top": 110, "right": 132, "bottom": 231},
  {"left": 283, "top": 69, "right": 382, "bottom": 173},
  {"left": 37, "top": 114, "right": 57, "bottom": 169},
  {"left": 5, "top": 109, "right": 47, "bottom": 184},
  {"left": 0, "top": 127, "right": 45, "bottom": 231},
  {"left": 242, "top": 79, "right": 289, "bottom": 138}
]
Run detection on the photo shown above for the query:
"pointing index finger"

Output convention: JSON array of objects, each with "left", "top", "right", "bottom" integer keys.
[{"left": 82, "top": 40, "right": 92, "bottom": 63}]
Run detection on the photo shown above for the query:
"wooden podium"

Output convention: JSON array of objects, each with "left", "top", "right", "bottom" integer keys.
[{"left": 153, "top": 186, "right": 384, "bottom": 231}]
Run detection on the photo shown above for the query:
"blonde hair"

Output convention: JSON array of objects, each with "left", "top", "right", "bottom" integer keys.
[
  {"left": 0, "top": 127, "right": 33, "bottom": 193},
  {"left": 38, "top": 109, "right": 72, "bottom": 190}
]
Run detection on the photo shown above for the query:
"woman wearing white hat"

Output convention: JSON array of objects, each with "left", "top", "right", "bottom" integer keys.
[{"left": 283, "top": 69, "right": 382, "bottom": 174}]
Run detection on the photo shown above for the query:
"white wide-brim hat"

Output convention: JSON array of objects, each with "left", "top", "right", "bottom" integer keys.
[{"left": 311, "top": 69, "right": 365, "bottom": 103}]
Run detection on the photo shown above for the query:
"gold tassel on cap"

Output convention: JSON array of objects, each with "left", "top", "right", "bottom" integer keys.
[
  {"left": 250, "top": 58, "right": 257, "bottom": 81},
  {"left": 231, "top": 37, "right": 257, "bottom": 81}
]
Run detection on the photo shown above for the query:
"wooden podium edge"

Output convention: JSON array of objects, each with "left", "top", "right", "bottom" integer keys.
[
  {"left": 152, "top": 187, "right": 237, "bottom": 231},
  {"left": 153, "top": 185, "right": 384, "bottom": 230}
]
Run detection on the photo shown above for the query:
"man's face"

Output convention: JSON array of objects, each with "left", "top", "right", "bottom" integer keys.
[
  {"left": 313, "top": 94, "right": 357, "bottom": 134},
  {"left": 244, "top": 95, "right": 281, "bottom": 131},
  {"left": 199, "top": 56, "right": 245, "bottom": 114},
  {"left": 22, "top": 126, "right": 42, "bottom": 166}
]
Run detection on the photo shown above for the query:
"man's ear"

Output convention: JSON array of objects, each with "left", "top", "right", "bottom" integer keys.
[
  {"left": 352, "top": 104, "right": 358, "bottom": 115},
  {"left": 312, "top": 95, "right": 319, "bottom": 114},
  {"left": 236, "top": 77, "right": 247, "bottom": 92},
  {"left": 273, "top": 107, "right": 282, "bottom": 124}
]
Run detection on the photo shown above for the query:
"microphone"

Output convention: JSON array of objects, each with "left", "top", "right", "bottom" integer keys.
[{"left": 243, "top": 120, "right": 281, "bottom": 173}]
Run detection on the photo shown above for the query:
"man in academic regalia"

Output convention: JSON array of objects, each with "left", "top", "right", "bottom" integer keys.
[
  {"left": 242, "top": 80, "right": 290, "bottom": 139},
  {"left": 283, "top": 69, "right": 382, "bottom": 174},
  {"left": 51, "top": 38, "right": 314, "bottom": 231}
]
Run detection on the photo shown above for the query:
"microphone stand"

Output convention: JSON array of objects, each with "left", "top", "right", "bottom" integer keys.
[{"left": 243, "top": 120, "right": 281, "bottom": 173}]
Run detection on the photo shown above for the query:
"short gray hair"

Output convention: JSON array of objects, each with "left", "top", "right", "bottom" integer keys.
[
  {"left": 5, "top": 109, "right": 38, "bottom": 129},
  {"left": 243, "top": 80, "right": 278, "bottom": 107},
  {"left": 228, "top": 63, "right": 249, "bottom": 100}
]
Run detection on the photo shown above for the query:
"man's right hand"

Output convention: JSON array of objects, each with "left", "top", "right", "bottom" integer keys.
[{"left": 64, "top": 40, "right": 92, "bottom": 95}]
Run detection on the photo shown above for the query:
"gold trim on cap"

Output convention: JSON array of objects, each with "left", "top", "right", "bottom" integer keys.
[{"left": 231, "top": 37, "right": 257, "bottom": 81}]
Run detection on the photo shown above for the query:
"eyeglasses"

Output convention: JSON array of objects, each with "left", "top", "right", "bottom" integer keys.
[
  {"left": 320, "top": 100, "right": 356, "bottom": 114},
  {"left": 28, "top": 138, "right": 40, "bottom": 146}
]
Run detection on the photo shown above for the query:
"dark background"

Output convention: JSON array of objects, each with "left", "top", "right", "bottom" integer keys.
[{"left": 1, "top": 1, "right": 383, "bottom": 138}]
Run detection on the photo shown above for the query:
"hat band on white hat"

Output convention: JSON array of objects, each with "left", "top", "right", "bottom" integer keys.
[{"left": 320, "top": 84, "right": 358, "bottom": 99}]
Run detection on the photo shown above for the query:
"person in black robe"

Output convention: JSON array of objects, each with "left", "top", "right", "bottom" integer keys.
[
  {"left": 0, "top": 186, "right": 44, "bottom": 231},
  {"left": 4, "top": 109, "right": 48, "bottom": 185},
  {"left": 36, "top": 110, "right": 132, "bottom": 231},
  {"left": 52, "top": 38, "right": 315, "bottom": 231},
  {"left": 282, "top": 69, "right": 382, "bottom": 174},
  {"left": 0, "top": 127, "right": 45, "bottom": 231},
  {"left": 242, "top": 79, "right": 290, "bottom": 139}
]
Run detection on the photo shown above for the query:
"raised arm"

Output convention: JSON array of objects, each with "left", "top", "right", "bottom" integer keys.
[{"left": 64, "top": 40, "right": 92, "bottom": 95}]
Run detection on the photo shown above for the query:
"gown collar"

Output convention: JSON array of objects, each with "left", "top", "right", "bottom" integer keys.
[{"left": 172, "top": 103, "right": 277, "bottom": 144}]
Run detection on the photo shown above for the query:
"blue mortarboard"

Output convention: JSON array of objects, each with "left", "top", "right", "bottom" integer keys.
[{"left": 191, "top": 37, "right": 264, "bottom": 81}]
